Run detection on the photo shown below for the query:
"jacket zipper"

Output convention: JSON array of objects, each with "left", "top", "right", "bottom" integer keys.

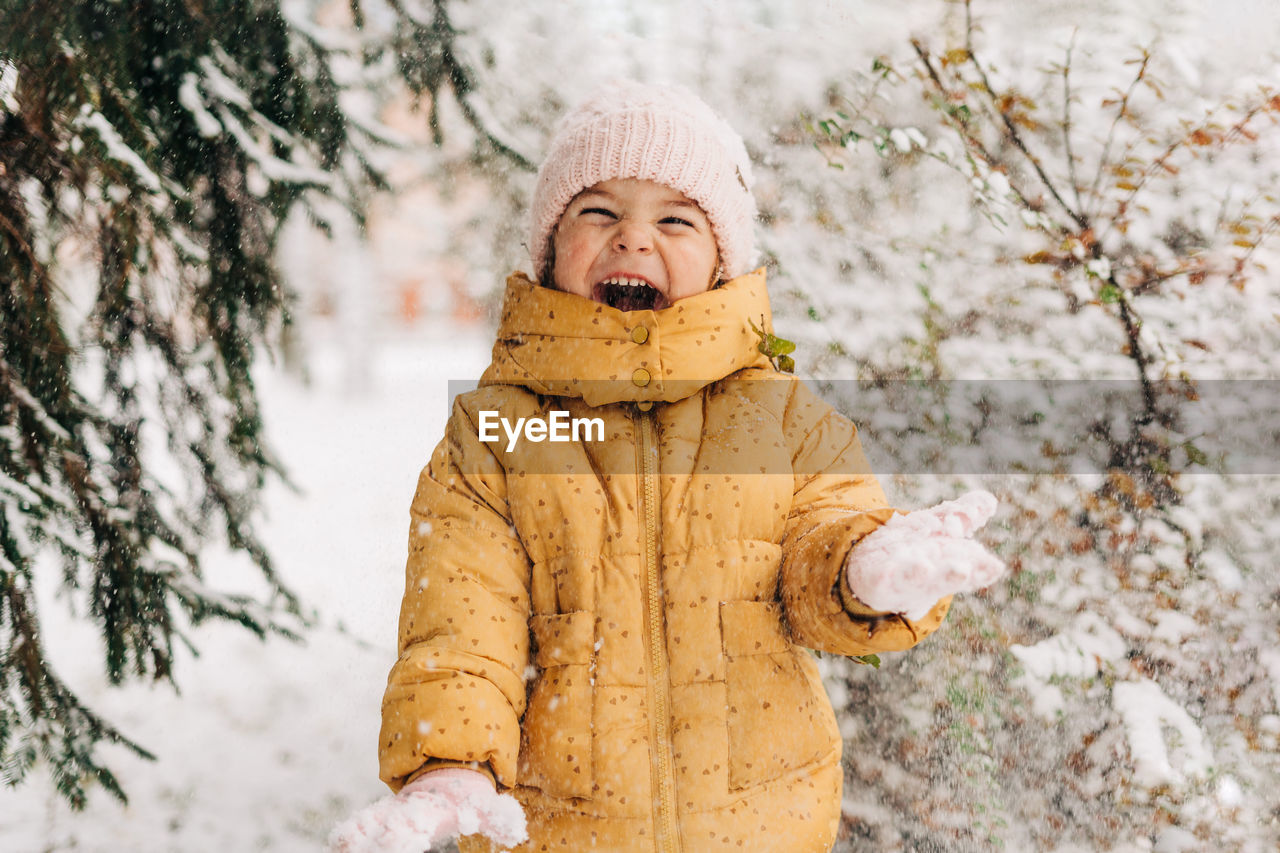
[{"left": 636, "top": 408, "right": 679, "bottom": 853}]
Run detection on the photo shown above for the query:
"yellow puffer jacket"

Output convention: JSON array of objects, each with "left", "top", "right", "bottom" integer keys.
[{"left": 378, "top": 270, "right": 950, "bottom": 852}]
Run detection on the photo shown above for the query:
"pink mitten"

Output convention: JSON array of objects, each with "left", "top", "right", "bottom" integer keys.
[
  {"left": 327, "top": 768, "right": 528, "bottom": 853},
  {"left": 845, "top": 490, "right": 1006, "bottom": 621}
]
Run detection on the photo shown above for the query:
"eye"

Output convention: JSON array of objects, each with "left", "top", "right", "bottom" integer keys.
[
  {"left": 580, "top": 206, "right": 617, "bottom": 219},
  {"left": 660, "top": 216, "right": 695, "bottom": 227}
]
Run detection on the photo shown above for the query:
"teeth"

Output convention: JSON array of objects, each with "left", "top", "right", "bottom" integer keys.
[{"left": 601, "top": 276, "right": 650, "bottom": 288}]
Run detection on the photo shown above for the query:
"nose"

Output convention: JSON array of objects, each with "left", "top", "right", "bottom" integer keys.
[{"left": 612, "top": 220, "right": 653, "bottom": 254}]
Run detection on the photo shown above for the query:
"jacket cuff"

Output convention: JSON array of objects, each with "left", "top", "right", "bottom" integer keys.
[{"left": 404, "top": 758, "right": 497, "bottom": 789}]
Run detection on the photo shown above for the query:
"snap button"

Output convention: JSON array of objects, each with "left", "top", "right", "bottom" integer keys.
[
  {"left": 636, "top": 400, "right": 654, "bottom": 412},
  {"left": 630, "top": 326, "right": 649, "bottom": 344},
  {"left": 631, "top": 368, "right": 651, "bottom": 387}
]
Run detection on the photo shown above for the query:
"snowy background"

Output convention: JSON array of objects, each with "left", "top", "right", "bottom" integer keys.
[{"left": 4, "top": 0, "right": 1280, "bottom": 850}]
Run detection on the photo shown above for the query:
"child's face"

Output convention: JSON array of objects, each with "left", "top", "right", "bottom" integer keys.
[{"left": 551, "top": 178, "right": 719, "bottom": 311}]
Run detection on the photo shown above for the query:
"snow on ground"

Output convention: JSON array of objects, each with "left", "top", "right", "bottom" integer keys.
[
  {"left": 0, "top": 321, "right": 493, "bottom": 852},
  {"left": 1112, "top": 680, "right": 1213, "bottom": 791}
]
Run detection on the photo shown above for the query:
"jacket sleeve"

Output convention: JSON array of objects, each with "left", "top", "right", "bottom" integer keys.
[
  {"left": 378, "top": 397, "right": 532, "bottom": 793},
  {"left": 777, "top": 379, "right": 950, "bottom": 655}
]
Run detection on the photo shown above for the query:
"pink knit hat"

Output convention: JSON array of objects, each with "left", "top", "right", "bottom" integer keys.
[{"left": 528, "top": 80, "right": 757, "bottom": 280}]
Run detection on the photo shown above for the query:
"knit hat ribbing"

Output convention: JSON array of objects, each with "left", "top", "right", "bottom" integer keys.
[{"left": 528, "top": 80, "right": 757, "bottom": 280}]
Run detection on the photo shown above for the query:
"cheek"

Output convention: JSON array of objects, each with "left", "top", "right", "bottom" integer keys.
[
  {"left": 687, "top": 232, "right": 719, "bottom": 273},
  {"left": 558, "top": 225, "right": 606, "bottom": 268},
  {"left": 670, "top": 239, "right": 719, "bottom": 293},
  {"left": 559, "top": 235, "right": 597, "bottom": 268},
  {"left": 551, "top": 228, "right": 599, "bottom": 292}
]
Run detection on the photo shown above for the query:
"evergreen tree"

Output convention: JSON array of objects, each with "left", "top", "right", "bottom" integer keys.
[{"left": 0, "top": 0, "right": 512, "bottom": 809}]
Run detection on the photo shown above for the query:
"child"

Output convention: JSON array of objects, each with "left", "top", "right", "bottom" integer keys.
[{"left": 330, "top": 80, "right": 1005, "bottom": 853}]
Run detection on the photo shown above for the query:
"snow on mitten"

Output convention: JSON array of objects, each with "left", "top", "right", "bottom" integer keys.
[
  {"left": 845, "top": 490, "right": 1006, "bottom": 621},
  {"left": 327, "top": 767, "right": 528, "bottom": 853}
]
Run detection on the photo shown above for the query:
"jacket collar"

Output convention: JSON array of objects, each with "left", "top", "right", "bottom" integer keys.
[{"left": 479, "top": 269, "right": 777, "bottom": 406}]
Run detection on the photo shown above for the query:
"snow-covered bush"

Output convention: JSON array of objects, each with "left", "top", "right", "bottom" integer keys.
[{"left": 799, "top": 3, "right": 1280, "bottom": 849}]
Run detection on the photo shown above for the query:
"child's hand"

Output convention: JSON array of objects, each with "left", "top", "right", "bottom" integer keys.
[
  {"left": 327, "top": 767, "right": 528, "bottom": 853},
  {"left": 845, "top": 490, "right": 1006, "bottom": 621}
]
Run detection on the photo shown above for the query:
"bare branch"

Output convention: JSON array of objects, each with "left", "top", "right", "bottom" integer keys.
[
  {"left": 963, "top": 0, "right": 1088, "bottom": 230},
  {"left": 1061, "top": 30, "right": 1085, "bottom": 214},
  {"left": 1114, "top": 291, "right": 1157, "bottom": 413},
  {"left": 1227, "top": 213, "right": 1280, "bottom": 288},
  {"left": 912, "top": 39, "right": 1075, "bottom": 244},
  {"left": 1098, "top": 93, "right": 1277, "bottom": 248},
  {"left": 1087, "top": 50, "right": 1151, "bottom": 216}
]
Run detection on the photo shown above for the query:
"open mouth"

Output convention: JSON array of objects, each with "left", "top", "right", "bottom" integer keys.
[{"left": 593, "top": 276, "right": 667, "bottom": 312}]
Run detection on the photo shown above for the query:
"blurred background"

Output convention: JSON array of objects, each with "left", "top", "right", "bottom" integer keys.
[{"left": 2, "top": 0, "right": 1279, "bottom": 850}]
